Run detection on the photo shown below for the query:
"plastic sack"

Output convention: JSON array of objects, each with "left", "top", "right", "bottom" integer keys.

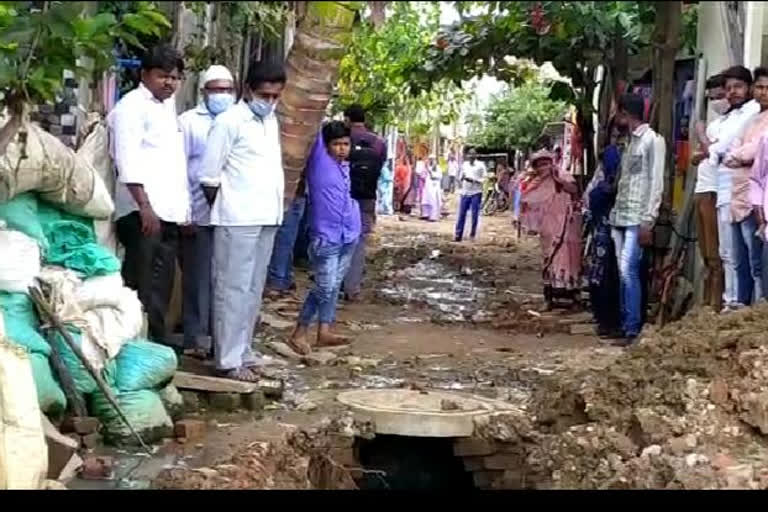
[
  {"left": 0, "top": 229, "right": 41, "bottom": 293},
  {"left": 43, "top": 220, "right": 120, "bottom": 277},
  {"left": 77, "top": 122, "right": 117, "bottom": 254},
  {"left": 79, "top": 286, "right": 142, "bottom": 360},
  {"left": 0, "top": 193, "right": 49, "bottom": 252},
  {"left": 0, "top": 119, "right": 113, "bottom": 219},
  {"left": 158, "top": 384, "right": 184, "bottom": 421},
  {"left": 75, "top": 273, "right": 124, "bottom": 310},
  {"left": 0, "top": 341, "right": 48, "bottom": 490},
  {"left": 0, "top": 292, "right": 50, "bottom": 356},
  {"left": 88, "top": 388, "right": 173, "bottom": 445},
  {"left": 28, "top": 352, "right": 67, "bottom": 415},
  {"left": 113, "top": 339, "right": 177, "bottom": 392},
  {"left": 51, "top": 327, "right": 98, "bottom": 395}
]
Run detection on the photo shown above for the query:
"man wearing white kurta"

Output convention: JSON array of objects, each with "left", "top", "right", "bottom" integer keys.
[
  {"left": 178, "top": 65, "right": 235, "bottom": 358},
  {"left": 198, "top": 61, "right": 287, "bottom": 382},
  {"left": 109, "top": 45, "right": 189, "bottom": 345}
]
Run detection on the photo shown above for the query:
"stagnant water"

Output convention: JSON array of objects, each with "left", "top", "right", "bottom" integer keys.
[{"left": 377, "top": 259, "right": 492, "bottom": 322}]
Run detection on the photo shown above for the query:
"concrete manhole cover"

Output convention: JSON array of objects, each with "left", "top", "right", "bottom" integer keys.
[{"left": 337, "top": 389, "right": 515, "bottom": 437}]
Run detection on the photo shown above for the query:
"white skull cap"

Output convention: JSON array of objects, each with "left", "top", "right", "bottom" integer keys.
[{"left": 201, "top": 65, "right": 234, "bottom": 87}]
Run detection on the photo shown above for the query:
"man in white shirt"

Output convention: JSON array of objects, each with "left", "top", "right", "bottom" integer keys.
[
  {"left": 706, "top": 65, "right": 759, "bottom": 310},
  {"left": 199, "top": 61, "right": 287, "bottom": 382},
  {"left": 109, "top": 45, "right": 189, "bottom": 346},
  {"left": 454, "top": 148, "right": 486, "bottom": 242},
  {"left": 691, "top": 74, "right": 727, "bottom": 311},
  {"left": 177, "top": 65, "right": 235, "bottom": 359}
]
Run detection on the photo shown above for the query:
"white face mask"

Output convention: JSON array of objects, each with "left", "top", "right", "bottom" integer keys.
[{"left": 710, "top": 98, "right": 730, "bottom": 116}]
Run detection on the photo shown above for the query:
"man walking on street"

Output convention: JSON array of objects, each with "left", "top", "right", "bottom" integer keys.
[
  {"left": 110, "top": 44, "right": 189, "bottom": 346},
  {"left": 454, "top": 148, "right": 486, "bottom": 242},
  {"left": 691, "top": 74, "right": 727, "bottom": 311},
  {"left": 723, "top": 67, "right": 768, "bottom": 306},
  {"left": 177, "top": 64, "right": 235, "bottom": 359},
  {"left": 343, "top": 105, "right": 387, "bottom": 302},
  {"left": 707, "top": 66, "right": 760, "bottom": 311},
  {"left": 610, "top": 93, "right": 666, "bottom": 347},
  {"left": 199, "top": 61, "right": 287, "bottom": 382}
]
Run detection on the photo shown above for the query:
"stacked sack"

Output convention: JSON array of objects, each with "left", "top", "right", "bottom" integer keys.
[{"left": 0, "top": 116, "right": 182, "bottom": 445}]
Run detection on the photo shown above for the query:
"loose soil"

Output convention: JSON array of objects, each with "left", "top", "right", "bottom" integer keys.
[{"left": 131, "top": 202, "right": 768, "bottom": 489}]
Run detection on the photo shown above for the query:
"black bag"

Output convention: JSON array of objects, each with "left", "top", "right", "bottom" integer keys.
[{"left": 349, "top": 137, "right": 383, "bottom": 200}]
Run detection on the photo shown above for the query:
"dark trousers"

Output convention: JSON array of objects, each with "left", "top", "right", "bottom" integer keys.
[
  {"left": 116, "top": 212, "right": 179, "bottom": 345},
  {"left": 179, "top": 225, "right": 213, "bottom": 350},
  {"left": 455, "top": 193, "right": 482, "bottom": 240}
]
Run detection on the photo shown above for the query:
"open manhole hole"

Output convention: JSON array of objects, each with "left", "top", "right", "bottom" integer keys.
[{"left": 336, "top": 389, "right": 519, "bottom": 490}]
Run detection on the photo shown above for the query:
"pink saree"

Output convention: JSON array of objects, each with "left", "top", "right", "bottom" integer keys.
[{"left": 520, "top": 165, "right": 583, "bottom": 297}]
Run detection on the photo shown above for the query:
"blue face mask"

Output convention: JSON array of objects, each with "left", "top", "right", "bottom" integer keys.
[
  {"left": 206, "top": 93, "right": 235, "bottom": 116},
  {"left": 248, "top": 97, "right": 276, "bottom": 118}
]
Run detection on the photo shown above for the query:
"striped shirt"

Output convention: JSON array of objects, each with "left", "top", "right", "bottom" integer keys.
[{"left": 610, "top": 124, "right": 666, "bottom": 227}]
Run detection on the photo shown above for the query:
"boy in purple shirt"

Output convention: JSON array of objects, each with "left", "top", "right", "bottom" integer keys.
[{"left": 288, "top": 121, "right": 361, "bottom": 355}]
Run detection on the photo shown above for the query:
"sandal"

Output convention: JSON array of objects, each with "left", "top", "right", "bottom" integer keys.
[{"left": 216, "top": 367, "right": 260, "bottom": 383}]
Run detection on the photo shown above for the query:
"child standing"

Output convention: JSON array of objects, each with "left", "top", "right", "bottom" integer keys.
[{"left": 288, "top": 122, "right": 361, "bottom": 355}]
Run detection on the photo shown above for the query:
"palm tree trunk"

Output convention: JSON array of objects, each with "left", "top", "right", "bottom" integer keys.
[{"left": 278, "top": 1, "right": 359, "bottom": 202}]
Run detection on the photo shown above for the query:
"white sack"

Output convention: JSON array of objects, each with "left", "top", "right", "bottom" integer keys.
[{"left": 0, "top": 229, "right": 41, "bottom": 293}]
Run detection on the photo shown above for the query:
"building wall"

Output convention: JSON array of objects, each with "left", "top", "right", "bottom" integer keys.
[{"left": 697, "top": 1, "right": 733, "bottom": 123}]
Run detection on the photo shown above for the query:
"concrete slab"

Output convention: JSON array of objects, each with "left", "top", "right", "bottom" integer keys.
[{"left": 336, "top": 389, "right": 516, "bottom": 438}]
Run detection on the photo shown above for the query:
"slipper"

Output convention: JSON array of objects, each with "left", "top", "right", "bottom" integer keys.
[{"left": 216, "top": 367, "right": 260, "bottom": 383}]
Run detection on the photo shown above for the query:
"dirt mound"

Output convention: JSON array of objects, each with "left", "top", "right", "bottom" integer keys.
[{"left": 479, "top": 306, "right": 768, "bottom": 489}]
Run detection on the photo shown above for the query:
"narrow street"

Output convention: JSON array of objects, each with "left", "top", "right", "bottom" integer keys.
[{"left": 71, "top": 203, "right": 621, "bottom": 490}]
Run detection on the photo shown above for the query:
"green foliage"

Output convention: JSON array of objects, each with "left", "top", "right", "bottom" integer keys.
[
  {"left": 680, "top": 3, "right": 698, "bottom": 56},
  {"left": 410, "top": 2, "right": 656, "bottom": 97},
  {"left": 0, "top": 1, "right": 170, "bottom": 108},
  {"left": 467, "top": 81, "right": 567, "bottom": 151},
  {"left": 336, "top": 1, "right": 468, "bottom": 129},
  {"left": 184, "top": 2, "right": 289, "bottom": 73}
]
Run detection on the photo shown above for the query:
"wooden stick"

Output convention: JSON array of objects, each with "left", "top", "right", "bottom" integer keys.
[{"left": 29, "top": 285, "right": 151, "bottom": 454}]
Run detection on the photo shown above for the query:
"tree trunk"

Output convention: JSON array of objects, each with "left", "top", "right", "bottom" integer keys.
[
  {"left": 370, "top": 1, "right": 387, "bottom": 29},
  {"left": 652, "top": 1, "right": 682, "bottom": 209},
  {"left": 278, "top": 1, "right": 359, "bottom": 202}
]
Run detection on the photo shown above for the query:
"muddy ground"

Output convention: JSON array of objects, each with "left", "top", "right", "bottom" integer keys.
[{"left": 78, "top": 201, "right": 768, "bottom": 489}]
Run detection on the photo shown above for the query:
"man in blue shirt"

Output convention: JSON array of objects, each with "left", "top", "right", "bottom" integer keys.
[{"left": 288, "top": 121, "right": 361, "bottom": 355}]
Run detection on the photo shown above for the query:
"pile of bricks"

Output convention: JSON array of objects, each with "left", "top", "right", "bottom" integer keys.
[
  {"left": 452, "top": 437, "right": 530, "bottom": 489},
  {"left": 324, "top": 433, "right": 535, "bottom": 489},
  {"left": 60, "top": 416, "right": 103, "bottom": 450}
]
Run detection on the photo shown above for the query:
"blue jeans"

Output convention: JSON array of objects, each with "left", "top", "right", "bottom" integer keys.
[
  {"left": 612, "top": 226, "right": 643, "bottom": 337},
  {"left": 455, "top": 193, "right": 482, "bottom": 240},
  {"left": 717, "top": 205, "right": 738, "bottom": 306},
  {"left": 732, "top": 212, "right": 764, "bottom": 305},
  {"left": 298, "top": 239, "right": 357, "bottom": 326},
  {"left": 267, "top": 196, "right": 307, "bottom": 290}
]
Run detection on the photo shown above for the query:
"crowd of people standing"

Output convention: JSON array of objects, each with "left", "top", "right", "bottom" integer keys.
[{"left": 108, "top": 44, "right": 388, "bottom": 382}]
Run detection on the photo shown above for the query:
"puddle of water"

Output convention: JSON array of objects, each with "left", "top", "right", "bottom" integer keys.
[{"left": 378, "top": 260, "right": 492, "bottom": 320}]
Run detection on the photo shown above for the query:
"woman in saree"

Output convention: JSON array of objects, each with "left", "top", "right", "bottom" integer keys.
[
  {"left": 520, "top": 149, "right": 583, "bottom": 310},
  {"left": 377, "top": 159, "right": 395, "bottom": 216},
  {"left": 420, "top": 155, "right": 443, "bottom": 221},
  {"left": 394, "top": 155, "right": 413, "bottom": 214},
  {"left": 584, "top": 126, "right": 622, "bottom": 337}
]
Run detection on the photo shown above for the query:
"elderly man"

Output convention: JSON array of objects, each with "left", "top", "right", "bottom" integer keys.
[
  {"left": 199, "top": 61, "right": 287, "bottom": 382},
  {"left": 110, "top": 44, "right": 189, "bottom": 346},
  {"left": 177, "top": 65, "right": 235, "bottom": 359}
]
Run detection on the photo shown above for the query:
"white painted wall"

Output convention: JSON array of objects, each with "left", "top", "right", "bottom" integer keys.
[{"left": 744, "top": 2, "right": 765, "bottom": 70}]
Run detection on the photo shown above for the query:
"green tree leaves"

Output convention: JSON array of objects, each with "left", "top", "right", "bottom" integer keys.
[
  {"left": 0, "top": 1, "right": 170, "bottom": 108},
  {"left": 467, "top": 81, "right": 566, "bottom": 151}
]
